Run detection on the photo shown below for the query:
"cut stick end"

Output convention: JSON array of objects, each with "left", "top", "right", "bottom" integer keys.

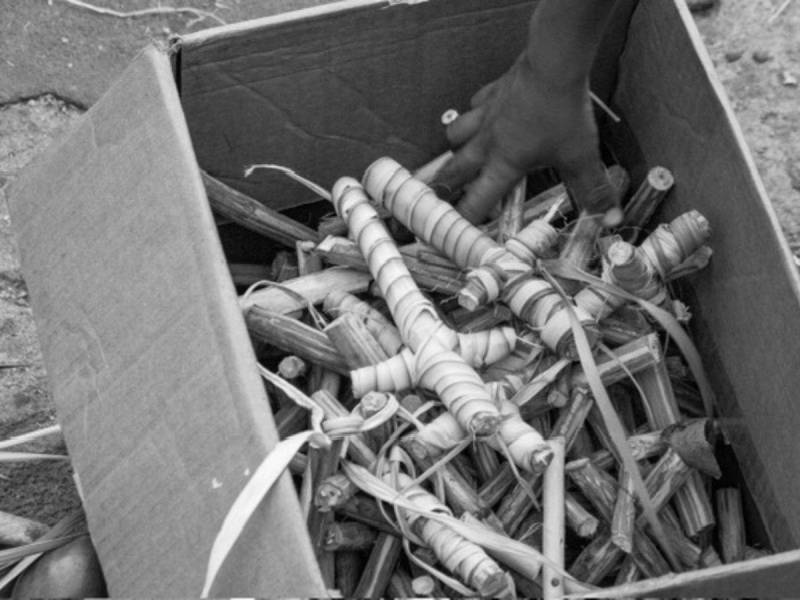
[
  {"left": 458, "top": 280, "right": 489, "bottom": 312},
  {"left": 530, "top": 444, "right": 555, "bottom": 474},
  {"left": 611, "top": 533, "right": 634, "bottom": 555},
  {"left": 476, "top": 570, "right": 512, "bottom": 599},
  {"left": 575, "top": 518, "right": 599, "bottom": 539},
  {"left": 648, "top": 166, "right": 675, "bottom": 192},
  {"left": 470, "top": 412, "right": 503, "bottom": 437}
]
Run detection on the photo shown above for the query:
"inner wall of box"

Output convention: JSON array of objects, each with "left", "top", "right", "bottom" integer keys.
[{"left": 177, "top": 0, "right": 793, "bottom": 552}]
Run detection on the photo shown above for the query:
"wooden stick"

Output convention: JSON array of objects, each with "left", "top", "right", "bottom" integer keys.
[
  {"left": 277, "top": 355, "right": 307, "bottom": 380},
  {"left": 324, "top": 313, "right": 388, "bottom": 369},
  {"left": 323, "top": 521, "right": 378, "bottom": 551},
  {"left": 569, "top": 529, "right": 625, "bottom": 585},
  {"left": 482, "top": 181, "right": 573, "bottom": 239},
  {"left": 411, "top": 575, "right": 438, "bottom": 597},
  {"left": 505, "top": 218, "right": 560, "bottom": 262},
  {"left": 413, "top": 242, "right": 459, "bottom": 269},
  {"left": 611, "top": 467, "right": 636, "bottom": 553},
  {"left": 622, "top": 166, "right": 675, "bottom": 241},
  {"left": 335, "top": 495, "right": 397, "bottom": 536},
  {"left": 613, "top": 555, "right": 640, "bottom": 587},
  {"left": 240, "top": 267, "right": 371, "bottom": 313},
  {"left": 358, "top": 391, "right": 394, "bottom": 453},
  {"left": 352, "top": 532, "right": 403, "bottom": 599},
  {"left": 566, "top": 458, "right": 616, "bottom": 522},
  {"left": 478, "top": 463, "right": 516, "bottom": 508},
  {"left": 550, "top": 388, "right": 595, "bottom": 454},
  {"left": 472, "top": 442, "right": 501, "bottom": 487},
  {"left": 565, "top": 493, "right": 600, "bottom": 538},
  {"left": 202, "top": 171, "right": 319, "bottom": 247},
  {"left": 637, "top": 358, "right": 715, "bottom": 538},
  {"left": 496, "top": 473, "right": 542, "bottom": 535},
  {"left": 542, "top": 436, "right": 566, "bottom": 600},
  {"left": 629, "top": 530, "right": 671, "bottom": 578},
  {"left": 245, "top": 307, "right": 349, "bottom": 374},
  {"left": 598, "top": 313, "right": 654, "bottom": 345},
  {"left": 314, "top": 236, "right": 465, "bottom": 296},
  {"left": 449, "top": 304, "right": 514, "bottom": 333},
  {"left": 569, "top": 426, "right": 596, "bottom": 460},
  {"left": 297, "top": 240, "right": 324, "bottom": 276},
  {"left": 716, "top": 487, "right": 746, "bottom": 563},
  {"left": 306, "top": 440, "right": 343, "bottom": 589},
  {"left": 700, "top": 545, "right": 723, "bottom": 567},
  {"left": 546, "top": 368, "right": 572, "bottom": 410},
  {"left": 498, "top": 179, "right": 526, "bottom": 244},
  {"left": 589, "top": 428, "right": 666, "bottom": 472},
  {"left": 386, "top": 568, "right": 416, "bottom": 598},
  {"left": 335, "top": 550, "right": 365, "bottom": 597},
  {"left": 558, "top": 213, "right": 603, "bottom": 294},
  {"left": 661, "top": 504, "right": 702, "bottom": 569},
  {"left": 403, "top": 437, "right": 499, "bottom": 522},
  {"left": 641, "top": 448, "right": 692, "bottom": 513},
  {"left": 323, "top": 290, "right": 403, "bottom": 357},
  {"left": 513, "top": 510, "right": 543, "bottom": 549},
  {"left": 501, "top": 341, "right": 656, "bottom": 533},
  {"left": 270, "top": 250, "right": 299, "bottom": 282},
  {"left": 0, "top": 510, "right": 48, "bottom": 547},
  {"left": 316, "top": 473, "right": 358, "bottom": 512}
]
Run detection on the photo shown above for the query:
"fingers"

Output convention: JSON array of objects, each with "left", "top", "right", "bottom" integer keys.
[
  {"left": 558, "top": 151, "right": 622, "bottom": 226},
  {"left": 470, "top": 79, "right": 500, "bottom": 108},
  {"left": 455, "top": 158, "right": 523, "bottom": 225},
  {"left": 431, "top": 141, "right": 485, "bottom": 199},
  {"left": 445, "top": 107, "right": 485, "bottom": 149}
]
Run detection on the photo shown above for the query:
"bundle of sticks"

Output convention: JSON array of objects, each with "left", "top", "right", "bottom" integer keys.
[{"left": 205, "top": 145, "right": 766, "bottom": 597}]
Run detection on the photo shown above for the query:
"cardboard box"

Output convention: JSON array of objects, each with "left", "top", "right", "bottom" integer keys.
[{"left": 9, "top": 0, "right": 800, "bottom": 596}]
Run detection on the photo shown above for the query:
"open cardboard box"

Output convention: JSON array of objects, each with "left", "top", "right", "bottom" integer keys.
[{"left": 9, "top": 0, "right": 800, "bottom": 596}]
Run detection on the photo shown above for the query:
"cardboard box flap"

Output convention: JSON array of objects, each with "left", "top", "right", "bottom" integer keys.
[
  {"left": 9, "top": 46, "right": 325, "bottom": 597},
  {"left": 178, "top": 0, "right": 537, "bottom": 212},
  {"left": 613, "top": 0, "right": 800, "bottom": 554}
]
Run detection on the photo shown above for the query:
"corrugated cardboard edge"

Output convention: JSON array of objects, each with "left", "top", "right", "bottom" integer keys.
[
  {"left": 8, "top": 45, "right": 327, "bottom": 597},
  {"left": 178, "top": 0, "right": 401, "bottom": 49}
]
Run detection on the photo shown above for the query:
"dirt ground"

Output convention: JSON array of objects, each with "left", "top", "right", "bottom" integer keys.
[{"left": 0, "top": 0, "right": 798, "bottom": 555}]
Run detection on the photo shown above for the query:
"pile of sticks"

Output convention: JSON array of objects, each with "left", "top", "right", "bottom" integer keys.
[{"left": 206, "top": 146, "right": 766, "bottom": 597}]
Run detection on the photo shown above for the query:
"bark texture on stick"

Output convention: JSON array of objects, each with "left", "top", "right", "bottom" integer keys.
[
  {"left": 240, "top": 267, "right": 371, "bottom": 313},
  {"left": 717, "top": 487, "right": 746, "bottom": 564},
  {"left": 324, "top": 290, "right": 404, "bottom": 356},
  {"left": 202, "top": 171, "right": 319, "bottom": 247},
  {"left": 324, "top": 313, "right": 388, "bottom": 369},
  {"left": 352, "top": 532, "right": 403, "bottom": 599},
  {"left": 622, "top": 166, "right": 675, "bottom": 240},
  {"left": 245, "top": 306, "right": 349, "bottom": 374}
]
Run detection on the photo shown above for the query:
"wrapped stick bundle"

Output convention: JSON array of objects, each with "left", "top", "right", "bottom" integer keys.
[{"left": 227, "top": 149, "right": 768, "bottom": 598}]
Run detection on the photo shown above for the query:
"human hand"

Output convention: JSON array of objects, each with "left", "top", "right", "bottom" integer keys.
[{"left": 432, "top": 52, "right": 621, "bottom": 226}]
